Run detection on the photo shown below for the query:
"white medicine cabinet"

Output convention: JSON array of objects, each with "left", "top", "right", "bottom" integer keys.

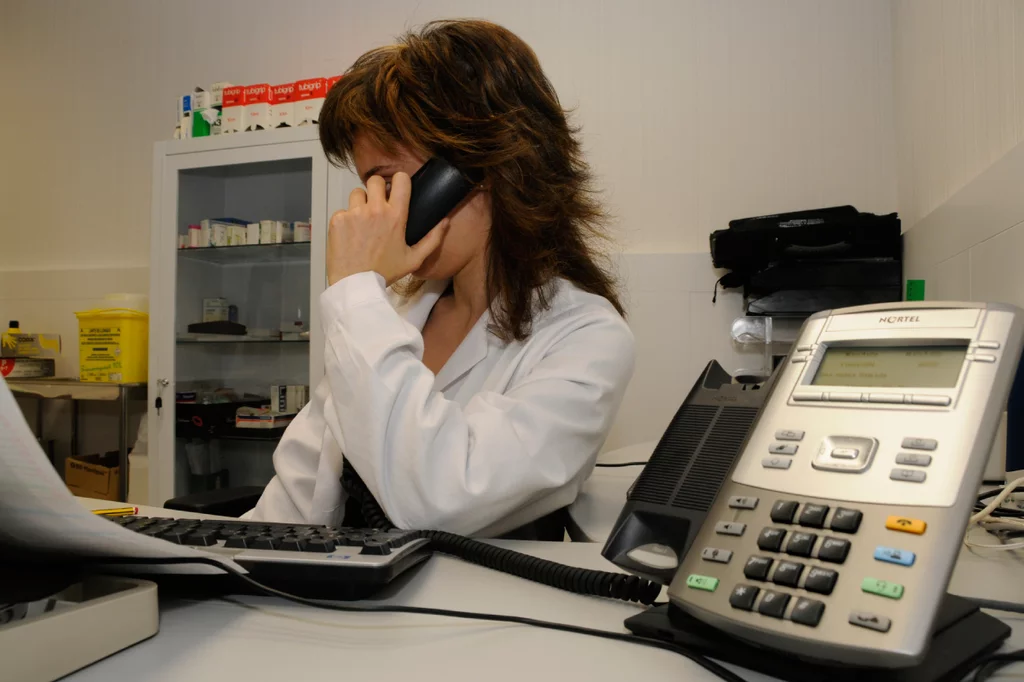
[{"left": 148, "top": 128, "right": 358, "bottom": 506}]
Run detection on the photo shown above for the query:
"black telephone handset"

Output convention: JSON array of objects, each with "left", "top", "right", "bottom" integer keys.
[{"left": 405, "top": 157, "right": 476, "bottom": 246}]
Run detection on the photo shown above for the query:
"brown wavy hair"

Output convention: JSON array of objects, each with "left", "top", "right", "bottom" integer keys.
[{"left": 319, "top": 19, "right": 623, "bottom": 341}]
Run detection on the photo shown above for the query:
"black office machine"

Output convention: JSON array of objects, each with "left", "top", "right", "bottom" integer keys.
[
  {"left": 710, "top": 205, "right": 902, "bottom": 317},
  {"left": 609, "top": 301, "right": 1023, "bottom": 679}
]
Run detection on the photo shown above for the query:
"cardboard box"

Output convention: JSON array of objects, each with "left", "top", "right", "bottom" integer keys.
[
  {"left": 270, "top": 82, "right": 296, "bottom": 128},
  {"left": 65, "top": 452, "right": 121, "bottom": 501},
  {"left": 259, "top": 220, "right": 275, "bottom": 244},
  {"left": 293, "top": 221, "right": 311, "bottom": 242},
  {"left": 0, "top": 358, "right": 55, "bottom": 378},
  {"left": 222, "top": 86, "right": 246, "bottom": 134},
  {"left": 294, "top": 78, "right": 327, "bottom": 125},
  {"left": 209, "top": 81, "right": 233, "bottom": 108},
  {"left": 1, "top": 333, "right": 62, "bottom": 358},
  {"left": 246, "top": 223, "right": 260, "bottom": 245},
  {"left": 274, "top": 220, "right": 293, "bottom": 243},
  {"left": 243, "top": 83, "right": 271, "bottom": 131},
  {"left": 327, "top": 75, "right": 343, "bottom": 91}
]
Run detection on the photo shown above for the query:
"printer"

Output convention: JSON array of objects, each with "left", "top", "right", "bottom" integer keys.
[{"left": 710, "top": 205, "right": 902, "bottom": 317}]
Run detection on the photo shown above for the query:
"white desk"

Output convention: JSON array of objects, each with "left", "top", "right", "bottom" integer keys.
[{"left": 70, "top": 499, "right": 1024, "bottom": 682}]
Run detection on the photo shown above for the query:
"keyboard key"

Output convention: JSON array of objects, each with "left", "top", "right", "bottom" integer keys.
[
  {"left": 278, "top": 537, "right": 307, "bottom": 552},
  {"left": 757, "top": 590, "right": 790, "bottom": 618},
  {"left": 770, "top": 500, "right": 799, "bottom": 523},
  {"left": 798, "top": 504, "right": 829, "bottom": 528},
  {"left": 772, "top": 561, "right": 803, "bottom": 587},
  {"left": 818, "top": 537, "right": 851, "bottom": 564},
  {"left": 224, "top": 534, "right": 262, "bottom": 549},
  {"left": 729, "top": 584, "right": 759, "bottom": 611},
  {"left": 303, "top": 539, "right": 337, "bottom": 553},
  {"left": 250, "top": 536, "right": 280, "bottom": 551},
  {"left": 757, "top": 527, "right": 787, "bottom": 552},
  {"left": 743, "top": 556, "right": 773, "bottom": 580},
  {"left": 163, "top": 529, "right": 193, "bottom": 545},
  {"left": 829, "top": 508, "right": 862, "bottom": 533},
  {"left": 140, "top": 526, "right": 169, "bottom": 537},
  {"left": 785, "top": 532, "right": 817, "bottom": 557},
  {"left": 183, "top": 532, "right": 219, "bottom": 547},
  {"left": 804, "top": 567, "right": 838, "bottom": 595},
  {"left": 361, "top": 540, "right": 392, "bottom": 555},
  {"left": 790, "top": 598, "right": 825, "bottom": 627}
]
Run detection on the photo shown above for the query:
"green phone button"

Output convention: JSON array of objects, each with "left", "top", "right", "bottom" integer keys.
[
  {"left": 686, "top": 574, "right": 720, "bottom": 592},
  {"left": 861, "top": 577, "right": 904, "bottom": 599}
]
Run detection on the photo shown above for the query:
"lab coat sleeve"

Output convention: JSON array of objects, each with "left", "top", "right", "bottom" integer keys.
[
  {"left": 242, "top": 378, "right": 347, "bottom": 526},
  {"left": 319, "top": 271, "right": 635, "bottom": 536}
]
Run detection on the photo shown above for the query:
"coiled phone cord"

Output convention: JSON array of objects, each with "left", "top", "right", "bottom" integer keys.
[{"left": 341, "top": 464, "right": 662, "bottom": 606}]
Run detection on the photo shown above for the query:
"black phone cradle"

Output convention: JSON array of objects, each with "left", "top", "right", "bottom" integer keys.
[{"left": 624, "top": 595, "right": 1009, "bottom": 682}]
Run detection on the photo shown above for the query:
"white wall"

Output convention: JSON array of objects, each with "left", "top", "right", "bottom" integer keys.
[
  {"left": 893, "top": 0, "right": 1024, "bottom": 310},
  {"left": 0, "top": 0, "right": 898, "bottom": 451}
]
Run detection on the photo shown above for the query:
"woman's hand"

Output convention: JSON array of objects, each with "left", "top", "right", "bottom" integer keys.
[{"left": 327, "top": 172, "right": 449, "bottom": 287}]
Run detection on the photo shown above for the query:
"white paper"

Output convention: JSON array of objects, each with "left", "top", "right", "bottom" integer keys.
[{"left": 0, "top": 378, "right": 240, "bottom": 574}]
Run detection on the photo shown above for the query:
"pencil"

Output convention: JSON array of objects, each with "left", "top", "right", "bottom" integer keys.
[{"left": 92, "top": 506, "right": 138, "bottom": 517}]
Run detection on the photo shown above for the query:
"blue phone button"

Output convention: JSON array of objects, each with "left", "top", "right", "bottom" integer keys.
[{"left": 874, "top": 546, "right": 915, "bottom": 566}]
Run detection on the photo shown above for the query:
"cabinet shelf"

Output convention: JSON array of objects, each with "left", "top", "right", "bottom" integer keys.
[
  {"left": 176, "top": 334, "right": 309, "bottom": 344},
  {"left": 177, "top": 242, "right": 310, "bottom": 265}
]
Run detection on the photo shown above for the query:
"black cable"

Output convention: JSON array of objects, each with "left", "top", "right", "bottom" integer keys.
[
  {"left": 341, "top": 464, "right": 662, "bottom": 605},
  {"left": 595, "top": 461, "right": 647, "bottom": 468},
  {"left": 966, "top": 597, "right": 1024, "bottom": 614},
  {"left": 81, "top": 555, "right": 747, "bottom": 682},
  {"left": 971, "top": 648, "right": 1024, "bottom": 681}
]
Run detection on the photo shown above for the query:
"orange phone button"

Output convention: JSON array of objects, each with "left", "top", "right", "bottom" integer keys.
[{"left": 885, "top": 516, "right": 926, "bottom": 534}]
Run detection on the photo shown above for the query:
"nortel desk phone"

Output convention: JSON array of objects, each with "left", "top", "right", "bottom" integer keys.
[{"left": 608, "top": 301, "right": 1023, "bottom": 671}]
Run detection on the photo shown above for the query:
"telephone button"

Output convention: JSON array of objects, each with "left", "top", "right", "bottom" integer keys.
[
  {"left": 785, "top": 532, "right": 817, "bottom": 557},
  {"left": 829, "top": 508, "right": 863, "bottom": 533},
  {"left": 910, "top": 395, "right": 951, "bottom": 407},
  {"left": 861, "top": 577, "right": 904, "bottom": 600},
  {"left": 890, "top": 468, "right": 926, "bottom": 483},
  {"left": 827, "top": 392, "right": 863, "bottom": 402},
  {"left": 715, "top": 521, "right": 746, "bottom": 536},
  {"left": 901, "top": 437, "right": 937, "bottom": 451},
  {"left": 686, "top": 574, "right": 719, "bottom": 592},
  {"left": 728, "top": 496, "right": 759, "bottom": 510},
  {"left": 770, "top": 500, "right": 799, "bottom": 524},
  {"left": 798, "top": 504, "right": 829, "bottom": 528},
  {"left": 849, "top": 612, "right": 891, "bottom": 633},
  {"left": 757, "top": 590, "right": 790, "bottom": 619},
  {"left": 867, "top": 393, "right": 904, "bottom": 404},
  {"left": 976, "top": 341, "right": 1001, "bottom": 350},
  {"left": 874, "top": 546, "right": 915, "bottom": 566},
  {"left": 793, "top": 392, "right": 823, "bottom": 402},
  {"left": 701, "top": 547, "right": 733, "bottom": 564},
  {"left": 804, "top": 567, "right": 838, "bottom": 595},
  {"left": 895, "top": 452, "right": 932, "bottom": 467},
  {"left": 757, "top": 527, "right": 787, "bottom": 552},
  {"left": 886, "top": 516, "right": 926, "bottom": 534},
  {"left": 769, "top": 443, "right": 798, "bottom": 455},
  {"left": 729, "top": 584, "right": 759, "bottom": 611},
  {"left": 790, "top": 598, "right": 825, "bottom": 627},
  {"left": 775, "top": 430, "right": 805, "bottom": 441},
  {"left": 762, "top": 457, "right": 792, "bottom": 470},
  {"left": 743, "top": 555, "right": 773, "bottom": 581},
  {"left": 817, "top": 537, "right": 851, "bottom": 564},
  {"left": 772, "top": 560, "right": 804, "bottom": 587}
]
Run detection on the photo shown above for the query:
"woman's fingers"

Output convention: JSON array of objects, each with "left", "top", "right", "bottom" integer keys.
[
  {"left": 366, "top": 176, "right": 388, "bottom": 207},
  {"left": 348, "top": 186, "right": 367, "bottom": 208}
]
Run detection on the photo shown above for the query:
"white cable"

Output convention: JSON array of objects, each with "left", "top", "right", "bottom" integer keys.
[
  {"left": 964, "top": 477, "right": 1024, "bottom": 550},
  {"left": 971, "top": 476, "right": 1024, "bottom": 524}
]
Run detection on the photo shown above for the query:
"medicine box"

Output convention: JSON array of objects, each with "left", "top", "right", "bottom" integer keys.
[
  {"left": 203, "top": 298, "right": 229, "bottom": 323},
  {"left": 221, "top": 86, "right": 246, "bottom": 134},
  {"left": 270, "top": 82, "right": 296, "bottom": 128},
  {"left": 294, "top": 221, "right": 311, "bottom": 242},
  {"left": 0, "top": 357, "right": 55, "bottom": 378},
  {"left": 244, "top": 84, "right": 271, "bottom": 131},
  {"left": 246, "top": 223, "right": 260, "bottom": 245},
  {"left": 209, "top": 81, "right": 233, "bottom": 108},
  {"left": 294, "top": 78, "right": 327, "bottom": 125},
  {"left": 1, "top": 333, "right": 62, "bottom": 358},
  {"left": 259, "top": 220, "right": 275, "bottom": 244}
]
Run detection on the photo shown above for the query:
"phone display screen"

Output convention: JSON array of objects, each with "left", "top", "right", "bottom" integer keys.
[{"left": 811, "top": 345, "right": 967, "bottom": 388}]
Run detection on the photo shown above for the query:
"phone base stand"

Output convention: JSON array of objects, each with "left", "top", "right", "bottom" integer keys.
[{"left": 624, "top": 595, "right": 1009, "bottom": 682}]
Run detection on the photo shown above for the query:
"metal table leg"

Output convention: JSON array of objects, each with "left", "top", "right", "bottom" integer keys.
[{"left": 119, "top": 388, "right": 129, "bottom": 502}]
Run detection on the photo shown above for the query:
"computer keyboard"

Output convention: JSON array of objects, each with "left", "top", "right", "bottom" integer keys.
[{"left": 108, "top": 515, "right": 432, "bottom": 598}]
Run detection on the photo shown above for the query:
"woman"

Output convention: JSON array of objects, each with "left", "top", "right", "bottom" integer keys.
[{"left": 245, "top": 19, "right": 634, "bottom": 537}]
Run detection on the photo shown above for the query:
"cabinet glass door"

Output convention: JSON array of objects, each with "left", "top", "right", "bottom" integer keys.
[{"left": 172, "top": 156, "right": 313, "bottom": 497}]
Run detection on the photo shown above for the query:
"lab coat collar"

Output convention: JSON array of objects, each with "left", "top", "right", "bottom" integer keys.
[{"left": 392, "top": 278, "right": 496, "bottom": 392}]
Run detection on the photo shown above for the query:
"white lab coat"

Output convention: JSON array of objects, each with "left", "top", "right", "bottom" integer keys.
[{"left": 244, "top": 271, "right": 635, "bottom": 537}]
